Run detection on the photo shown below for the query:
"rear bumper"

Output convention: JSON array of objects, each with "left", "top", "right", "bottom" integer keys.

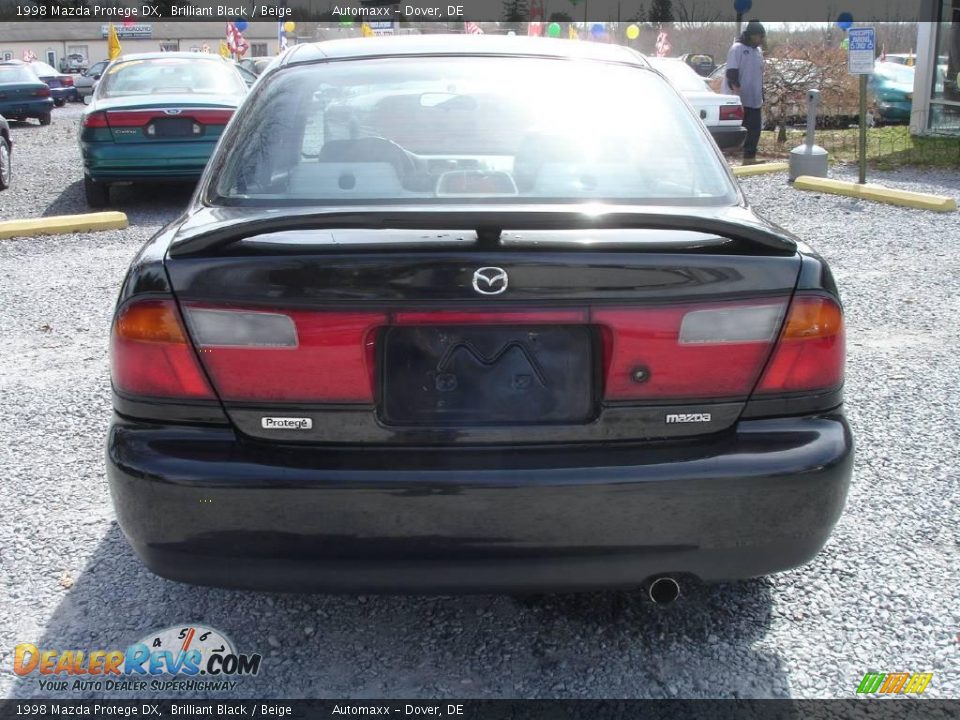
[
  {"left": 81, "top": 140, "right": 216, "bottom": 182},
  {"left": 106, "top": 412, "right": 853, "bottom": 593},
  {"left": 710, "top": 125, "right": 748, "bottom": 149},
  {"left": 50, "top": 86, "right": 78, "bottom": 101},
  {"left": 0, "top": 99, "right": 53, "bottom": 118}
]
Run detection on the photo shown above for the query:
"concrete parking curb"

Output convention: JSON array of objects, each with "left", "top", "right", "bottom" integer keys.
[
  {"left": 793, "top": 176, "right": 958, "bottom": 212},
  {"left": 732, "top": 162, "right": 789, "bottom": 177},
  {"left": 0, "top": 211, "right": 129, "bottom": 240}
]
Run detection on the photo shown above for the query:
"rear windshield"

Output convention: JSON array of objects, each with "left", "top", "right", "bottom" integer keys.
[
  {"left": 210, "top": 56, "right": 737, "bottom": 207},
  {"left": 0, "top": 65, "right": 37, "bottom": 83},
  {"left": 650, "top": 59, "right": 710, "bottom": 92},
  {"left": 98, "top": 58, "right": 246, "bottom": 98}
]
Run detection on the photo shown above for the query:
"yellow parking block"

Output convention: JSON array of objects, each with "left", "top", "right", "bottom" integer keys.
[
  {"left": 0, "top": 211, "right": 128, "bottom": 240},
  {"left": 732, "top": 162, "right": 790, "bottom": 177},
  {"left": 793, "top": 176, "right": 957, "bottom": 212}
]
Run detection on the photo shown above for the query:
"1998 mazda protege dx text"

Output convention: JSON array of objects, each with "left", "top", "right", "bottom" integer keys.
[{"left": 106, "top": 36, "right": 853, "bottom": 598}]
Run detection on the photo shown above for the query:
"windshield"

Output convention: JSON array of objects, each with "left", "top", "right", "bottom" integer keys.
[
  {"left": 0, "top": 65, "right": 37, "bottom": 83},
  {"left": 211, "top": 56, "right": 736, "bottom": 207},
  {"left": 649, "top": 59, "right": 710, "bottom": 92},
  {"left": 98, "top": 58, "right": 246, "bottom": 98}
]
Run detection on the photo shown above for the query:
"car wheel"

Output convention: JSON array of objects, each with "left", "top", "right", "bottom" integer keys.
[
  {"left": 54, "top": 98, "right": 65, "bottom": 107},
  {"left": 39, "top": 113, "right": 52, "bottom": 126},
  {"left": 84, "top": 175, "right": 110, "bottom": 208},
  {"left": 0, "top": 137, "right": 11, "bottom": 191}
]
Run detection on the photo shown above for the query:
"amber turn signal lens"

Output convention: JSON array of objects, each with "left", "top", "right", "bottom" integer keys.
[
  {"left": 780, "top": 296, "right": 843, "bottom": 340},
  {"left": 116, "top": 300, "right": 187, "bottom": 344}
]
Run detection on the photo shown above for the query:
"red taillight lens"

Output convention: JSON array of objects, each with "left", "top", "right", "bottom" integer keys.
[
  {"left": 104, "top": 109, "right": 234, "bottom": 127},
  {"left": 595, "top": 300, "right": 787, "bottom": 401},
  {"left": 61, "top": 76, "right": 74, "bottom": 87},
  {"left": 756, "top": 295, "right": 845, "bottom": 393},
  {"left": 33, "top": 86, "right": 51, "bottom": 98},
  {"left": 82, "top": 111, "right": 108, "bottom": 128},
  {"left": 111, "top": 300, "right": 215, "bottom": 400},
  {"left": 720, "top": 104, "right": 744, "bottom": 121},
  {"left": 183, "top": 307, "right": 385, "bottom": 402}
]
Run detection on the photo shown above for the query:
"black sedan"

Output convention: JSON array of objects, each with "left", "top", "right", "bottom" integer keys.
[{"left": 106, "top": 36, "right": 852, "bottom": 598}]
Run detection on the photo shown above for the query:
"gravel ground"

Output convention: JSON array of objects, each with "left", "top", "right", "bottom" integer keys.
[{"left": 1, "top": 105, "right": 958, "bottom": 700}]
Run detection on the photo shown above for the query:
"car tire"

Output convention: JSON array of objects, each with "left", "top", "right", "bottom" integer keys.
[
  {"left": 54, "top": 98, "right": 66, "bottom": 107},
  {"left": 0, "top": 137, "right": 11, "bottom": 191},
  {"left": 39, "top": 113, "right": 52, "bottom": 126},
  {"left": 84, "top": 175, "right": 110, "bottom": 208}
]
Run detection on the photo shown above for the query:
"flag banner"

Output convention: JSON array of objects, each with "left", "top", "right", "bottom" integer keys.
[
  {"left": 107, "top": 22, "right": 122, "bottom": 60},
  {"left": 464, "top": 21, "right": 483, "bottom": 35}
]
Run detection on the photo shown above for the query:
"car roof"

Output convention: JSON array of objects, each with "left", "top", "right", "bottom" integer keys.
[{"left": 282, "top": 35, "right": 650, "bottom": 68}]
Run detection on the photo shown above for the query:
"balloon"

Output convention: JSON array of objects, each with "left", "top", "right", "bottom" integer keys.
[
  {"left": 733, "top": 0, "right": 752, "bottom": 13},
  {"left": 339, "top": 18, "right": 354, "bottom": 27},
  {"left": 283, "top": 21, "right": 296, "bottom": 33},
  {"left": 122, "top": 16, "right": 135, "bottom": 28},
  {"left": 547, "top": 22, "right": 562, "bottom": 38},
  {"left": 626, "top": 24, "right": 639, "bottom": 40},
  {"left": 836, "top": 12, "right": 853, "bottom": 30},
  {"left": 235, "top": 19, "right": 248, "bottom": 32},
  {"left": 591, "top": 23, "right": 604, "bottom": 37}
]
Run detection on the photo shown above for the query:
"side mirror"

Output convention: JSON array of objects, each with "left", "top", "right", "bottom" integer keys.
[
  {"left": 83, "top": 95, "right": 93, "bottom": 105},
  {"left": 93, "top": 74, "right": 101, "bottom": 80}
]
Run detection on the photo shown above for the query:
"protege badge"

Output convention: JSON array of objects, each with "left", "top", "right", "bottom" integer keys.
[
  {"left": 665, "top": 413, "right": 712, "bottom": 424},
  {"left": 261, "top": 417, "right": 313, "bottom": 430}
]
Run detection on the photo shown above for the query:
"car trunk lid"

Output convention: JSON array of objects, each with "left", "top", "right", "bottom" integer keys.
[{"left": 156, "top": 207, "right": 805, "bottom": 446}]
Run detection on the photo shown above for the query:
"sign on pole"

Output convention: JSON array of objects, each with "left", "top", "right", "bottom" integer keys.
[{"left": 847, "top": 27, "right": 876, "bottom": 74}]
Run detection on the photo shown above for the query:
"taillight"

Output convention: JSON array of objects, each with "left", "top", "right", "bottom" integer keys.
[
  {"left": 756, "top": 295, "right": 845, "bottom": 393},
  {"left": 33, "top": 86, "right": 51, "bottom": 98},
  {"left": 82, "top": 111, "right": 108, "bottom": 128},
  {"left": 595, "top": 300, "right": 787, "bottom": 401},
  {"left": 111, "top": 300, "right": 215, "bottom": 400},
  {"left": 719, "top": 105, "right": 744, "bottom": 121},
  {"left": 182, "top": 306, "right": 385, "bottom": 402},
  {"left": 61, "top": 76, "right": 74, "bottom": 87}
]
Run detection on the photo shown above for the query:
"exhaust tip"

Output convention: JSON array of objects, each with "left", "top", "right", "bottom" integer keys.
[{"left": 648, "top": 576, "right": 681, "bottom": 606}]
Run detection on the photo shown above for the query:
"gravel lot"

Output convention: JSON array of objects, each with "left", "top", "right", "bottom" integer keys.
[{"left": 1, "top": 105, "right": 958, "bottom": 700}]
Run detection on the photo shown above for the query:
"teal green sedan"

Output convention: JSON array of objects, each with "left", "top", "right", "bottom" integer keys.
[
  {"left": 868, "top": 61, "right": 914, "bottom": 124},
  {"left": 79, "top": 53, "right": 247, "bottom": 207}
]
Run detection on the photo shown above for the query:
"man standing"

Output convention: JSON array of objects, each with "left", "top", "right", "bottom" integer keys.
[{"left": 722, "top": 20, "right": 766, "bottom": 164}]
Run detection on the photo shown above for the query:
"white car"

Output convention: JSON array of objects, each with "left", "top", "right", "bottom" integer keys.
[{"left": 648, "top": 57, "right": 746, "bottom": 150}]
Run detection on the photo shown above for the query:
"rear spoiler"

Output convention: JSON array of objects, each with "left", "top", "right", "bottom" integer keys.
[{"left": 167, "top": 207, "right": 799, "bottom": 258}]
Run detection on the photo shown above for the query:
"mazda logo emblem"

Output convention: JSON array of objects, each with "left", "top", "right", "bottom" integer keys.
[
  {"left": 164, "top": 109, "right": 182, "bottom": 115},
  {"left": 472, "top": 267, "right": 508, "bottom": 295}
]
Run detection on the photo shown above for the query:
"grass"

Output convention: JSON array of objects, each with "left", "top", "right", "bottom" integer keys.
[{"left": 756, "top": 125, "right": 960, "bottom": 169}]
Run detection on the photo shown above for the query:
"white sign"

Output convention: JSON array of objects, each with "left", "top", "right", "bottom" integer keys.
[
  {"left": 100, "top": 24, "right": 153, "bottom": 39},
  {"left": 368, "top": 20, "right": 394, "bottom": 35},
  {"left": 847, "top": 27, "right": 876, "bottom": 74}
]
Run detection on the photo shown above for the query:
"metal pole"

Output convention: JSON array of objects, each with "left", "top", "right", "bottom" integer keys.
[
  {"left": 859, "top": 73, "right": 867, "bottom": 184},
  {"left": 736, "top": 12, "right": 743, "bottom": 37}
]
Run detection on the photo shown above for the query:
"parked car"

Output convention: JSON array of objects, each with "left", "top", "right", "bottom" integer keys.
[
  {"left": 75, "top": 59, "right": 109, "bottom": 98},
  {"left": 234, "top": 63, "right": 258, "bottom": 88},
  {"left": 0, "top": 61, "right": 53, "bottom": 125},
  {"left": 26, "top": 60, "right": 78, "bottom": 106},
  {"left": 0, "top": 114, "right": 11, "bottom": 190},
  {"left": 237, "top": 56, "right": 274, "bottom": 76},
  {"left": 60, "top": 53, "right": 88, "bottom": 74},
  {"left": 649, "top": 57, "right": 745, "bottom": 149},
  {"left": 106, "top": 36, "right": 852, "bottom": 596},
  {"left": 79, "top": 52, "right": 248, "bottom": 207},
  {"left": 868, "top": 61, "right": 915, "bottom": 123}
]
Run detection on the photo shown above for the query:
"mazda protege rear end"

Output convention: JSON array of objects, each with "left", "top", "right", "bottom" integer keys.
[{"left": 106, "top": 36, "right": 853, "bottom": 595}]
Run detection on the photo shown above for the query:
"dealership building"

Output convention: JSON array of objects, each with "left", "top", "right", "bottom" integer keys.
[
  {"left": 0, "top": 21, "right": 282, "bottom": 67},
  {"left": 911, "top": 2, "right": 958, "bottom": 134}
]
